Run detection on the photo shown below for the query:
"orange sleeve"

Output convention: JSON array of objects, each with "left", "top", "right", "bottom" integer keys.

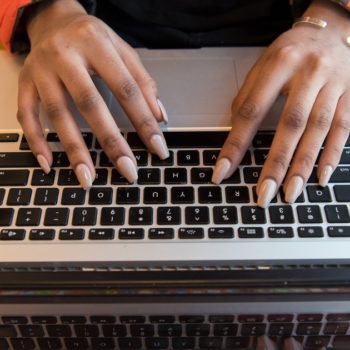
[{"left": 0, "top": 0, "right": 34, "bottom": 52}]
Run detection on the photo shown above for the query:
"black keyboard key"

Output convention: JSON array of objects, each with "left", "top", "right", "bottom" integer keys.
[
  {"left": 254, "top": 149, "right": 269, "bottom": 165},
  {"left": 119, "top": 228, "right": 144, "bottom": 240},
  {"left": 46, "top": 132, "right": 60, "bottom": 142},
  {"left": 120, "top": 316, "right": 145, "bottom": 324},
  {"left": 296, "top": 323, "right": 322, "bottom": 335},
  {"left": 324, "top": 323, "right": 349, "bottom": 335},
  {"left": 268, "top": 323, "right": 294, "bottom": 336},
  {"left": 145, "top": 337, "right": 168, "bottom": 349},
  {"left": 61, "top": 188, "right": 86, "bottom": 205},
  {"left": 144, "top": 187, "right": 167, "bottom": 204},
  {"left": 297, "top": 205, "right": 322, "bottom": 223},
  {"left": 164, "top": 168, "right": 187, "bottom": 184},
  {"left": 241, "top": 151, "right": 252, "bottom": 165},
  {"left": 267, "top": 314, "right": 294, "bottom": 322},
  {"left": 268, "top": 227, "right": 294, "bottom": 238},
  {"left": 111, "top": 169, "right": 129, "bottom": 185},
  {"left": 150, "top": 316, "right": 175, "bottom": 324},
  {"left": 72, "top": 207, "right": 97, "bottom": 226},
  {"left": 334, "top": 185, "right": 350, "bottom": 202},
  {"left": 37, "top": 338, "right": 62, "bottom": 350},
  {"left": 118, "top": 338, "right": 142, "bottom": 349},
  {"left": 2, "top": 317, "right": 28, "bottom": 324},
  {"left": 327, "top": 314, "right": 350, "bottom": 322},
  {"left": 298, "top": 226, "right": 324, "bottom": 238},
  {"left": 138, "top": 168, "right": 161, "bottom": 184},
  {"left": 226, "top": 186, "right": 250, "bottom": 203},
  {"left": 20, "top": 135, "right": 30, "bottom": 150},
  {"left": 89, "top": 229, "right": 114, "bottom": 240},
  {"left": 102, "top": 325, "right": 127, "bottom": 337},
  {"left": 31, "top": 169, "right": 56, "bottom": 186},
  {"left": 241, "top": 323, "right": 266, "bottom": 336},
  {"left": 203, "top": 150, "right": 219, "bottom": 165},
  {"left": 198, "top": 186, "right": 222, "bottom": 203},
  {"left": 213, "top": 323, "right": 237, "bottom": 336},
  {"left": 306, "top": 336, "right": 331, "bottom": 348},
  {"left": 333, "top": 336, "right": 350, "bottom": 349},
  {"left": 133, "top": 151, "right": 148, "bottom": 166},
  {"left": 185, "top": 206, "right": 209, "bottom": 225},
  {"left": 325, "top": 205, "right": 350, "bottom": 223},
  {"left": 74, "top": 325, "right": 99, "bottom": 337},
  {"left": 149, "top": 228, "right": 174, "bottom": 239},
  {"left": 208, "top": 227, "right": 234, "bottom": 239},
  {"left": 226, "top": 337, "right": 250, "bottom": 349},
  {"left": 19, "top": 325, "right": 45, "bottom": 337},
  {"left": 0, "top": 209, "right": 14, "bottom": 226},
  {"left": 46, "top": 325, "right": 72, "bottom": 337},
  {"left": 172, "top": 337, "right": 195, "bottom": 349},
  {"left": 59, "top": 229, "right": 84, "bottom": 240},
  {"left": 61, "top": 316, "right": 86, "bottom": 324},
  {"left": 158, "top": 324, "right": 182, "bottom": 337},
  {"left": 58, "top": 169, "right": 79, "bottom": 186},
  {"left": 238, "top": 315, "right": 264, "bottom": 323},
  {"left": 91, "top": 338, "right": 115, "bottom": 350},
  {"left": 82, "top": 132, "right": 93, "bottom": 148},
  {"left": 130, "top": 324, "right": 154, "bottom": 337},
  {"left": 330, "top": 166, "right": 350, "bottom": 183},
  {"left": 253, "top": 132, "right": 274, "bottom": 148},
  {"left": 0, "top": 133, "right": 19, "bottom": 142},
  {"left": 116, "top": 187, "right": 140, "bottom": 204},
  {"left": 0, "top": 188, "right": 4, "bottom": 205},
  {"left": 34, "top": 188, "right": 59, "bottom": 205},
  {"left": 93, "top": 168, "right": 108, "bottom": 185},
  {"left": 0, "top": 325, "right": 17, "bottom": 337},
  {"left": 179, "top": 315, "right": 205, "bottom": 323},
  {"left": 186, "top": 324, "right": 210, "bottom": 336},
  {"left": 89, "top": 187, "right": 112, "bottom": 205},
  {"left": 171, "top": 187, "right": 194, "bottom": 204},
  {"left": 157, "top": 207, "right": 181, "bottom": 225},
  {"left": 209, "top": 315, "right": 234, "bottom": 323},
  {"left": 341, "top": 148, "right": 350, "bottom": 164},
  {"left": 198, "top": 337, "right": 222, "bottom": 349},
  {"left": 129, "top": 207, "right": 153, "bottom": 225},
  {"left": 241, "top": 206, "right": 266, "bottom": 224},
  {"left": 64, "top": 338, "right": 88, "bottom": 350},
  {"left": 10, "top": 338, "right": 35, "bottom": 350},
  {"left": 31, "top": 316, "right": 57, "bottom": 324},
  {"left": 328, "top": 226, "right": 350, "bottom": 237},
  {"left": 100, "top": 207, "right": 125, "bottom": 225},
  {"left": 7, "top": 188, "right": 32, "bottom": 205},
  {"left": 151, "top": 151, "right": 174, "bottom": 166},
  {"left": 243, "top": 167, "right": 262, "bottom": 183},
  {"left": 29, "top": 229, "right": 55, "bottom": 240},
  {"left": 44, "top": 208, "right": 69, "bottom": 226},
  {"left": 0, "top": 152, "right": 38, "bottom": 167},
  {"left": 177, "top": 150, "right": 199, "bottom": 165},
  {"left": 307, "top": 185, "right": 332, "bottom": 202},
  {"left": 0, "top": 229, "right": 25, "bottom": 240},
  {"left": 179, "top": 228, "right": 204, "bottom": 239},
  {"left": 191, "top": 167, "right": 212, "bottom": 184},
  {"left": 238, "top": 227, "right": 264, "bottom": 239},
  {"left": 221, "top": 169, "right": 241, "bottom": 184},
  {"left": 90, "top": 316, "right": 116, "bottom": 324},
  {"left": 213, "top": 206, "right": 237, "bottom": 224},
  {"left": 269, "top": 205, "right": 294, "bottom": 224},
  {"left": 99, "top": 152, "right": 112, "bottom": 167},
  {"left": 52, "top": 152, "right": 69, "bottom": 167}
]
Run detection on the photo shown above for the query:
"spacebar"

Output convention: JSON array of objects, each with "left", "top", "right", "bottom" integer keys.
[{"left": 0, "top": 152, "right": 38, "bottom": 167}]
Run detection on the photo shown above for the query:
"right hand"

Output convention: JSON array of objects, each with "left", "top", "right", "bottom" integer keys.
[{"left": 18, "top": 0, "right": 169, "bottom": 189}]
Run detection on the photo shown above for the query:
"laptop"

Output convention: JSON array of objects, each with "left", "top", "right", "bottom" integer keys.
[{"left": 0, "top": 47, "right": 350, "bottom": 349}]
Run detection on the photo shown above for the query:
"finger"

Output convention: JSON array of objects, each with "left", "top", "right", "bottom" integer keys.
[
  {"left": 57, "top": 58, "right": 139, "bottom": 183},
  {"left": 256, "top": 68, "right": 325, "bottom": 207},
  {"left": 318, "top": 91, "right": 350, "bottom": 186},
  {"left": 282, "top": 84, "right": 340, "bottom": 201},
  {"left": 35, "top": 73, "right": 95, "bottom": 189},
  {"left": 87, "top": 38, "right": 169, "bottom": 159},
  {"left": 212, "top": 47, "right": 297, "bottom": 184},
  {"left": 17, "top": 74, "right": 52, "bottom": 174}
]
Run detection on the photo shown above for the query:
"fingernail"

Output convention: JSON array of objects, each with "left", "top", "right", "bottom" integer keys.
[
  {"left": 37, "top": 154, "right": 51, "bottom": 174},
  {"left": 284, "top": 175, "right": 304, "bottom": 203},
  {"left": 319, "top": 165, "right": 333, "bottom": 187},
  {"left": 75, "top": 163, "right": 93, "bottom": 190},
  {"left": 150, "top": 134, "right": 169, "bottom": 160},
  {"left": 257, "top": 178, "right": 277, "bottom": 208},
  {"left": 117, "top": 156, "right": 138, "bottom": 183},
  {"left": 157, "top": 98, "right": 168, "bottom": 124},
  {"left": 212, "top": 158, "right": 231, "bottom": 184}
]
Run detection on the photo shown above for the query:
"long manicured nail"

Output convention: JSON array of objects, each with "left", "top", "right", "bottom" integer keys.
[
  {"left": 319, "top": 165, "right": 333, "bottom": 187},
  {"left": 157, "top": 98, "right": 168, "bottom": 124},
  {"left": 75, "top": 163, "right": 93, "bottom": 190},
  {"left": 283, "top": 337, "right": 303, "bottom": 350},
  {"left": 284, "top": 175, "right": 304, "bottom": 203},
  {"left": 212, "top": 158, "right": 231, "bottom": 184},
  {"left": 150, "top": 134, "right": 169, "bottom": 160},
  {"left": 257, "top": 178, "right": 277, "bottom": 208},
  {"left": 256, "top": 335, "right": 278, "bottom": 350},
  {"left": 37, "top": 154, "right": 50, "bottom": 174},
  {"left": 117, "top": 156, "right": 138, "bottom": 183}
]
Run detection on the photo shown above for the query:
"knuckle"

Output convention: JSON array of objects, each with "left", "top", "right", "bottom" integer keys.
[
  {"left": 296, "top": 152, "right": 315, "bottom": 169},
  {"left": 137, "top": 115, "right": 156, "bottom": 134},
  {"left": 226, "top": 137, "right": 244, "bottom": 153},
  {"left": 334, "top": 116, "right": 350, "bottom": 134},
  {"left": 101, "top": 133, "right": 124, "bottom": 151},
  {"left": 283, "top": 104, "right": 306, "bottom": 130},
  {"left": 236, "top": 98, "right": 260, "bottom": 122},
  {"left": 75, "top": 18, "right": 101, "bottom": 40},
  {"left": 311, "top": 106, "right": 332, "bottom": 130},
  {"left": 64, "top": 142, "right": 85, "bottom": 159},
  {"left": 275, "top": 45, "right": 300, "bottom": 65},
  {"left": 309, "top": 53, "right": 331, "bottom": 72},
  {"left": 40, "top": 36, "right": 64, "bottom": 56},
  {"left": 44, "top": 100, "right": 65, "bottom": 120},
  {"left": 119, "top": 79, "right": 139, "bottom": 101},
  {"left": 76, "top": 90, "right": 100, "bottom": 112},
  {"left": 268, "top": 152, "right": 289, "bottom": 172}
]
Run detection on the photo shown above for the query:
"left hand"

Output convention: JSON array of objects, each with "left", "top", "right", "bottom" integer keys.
[{"left": 212, "top": 0, "right": 350, "bottom": 207}]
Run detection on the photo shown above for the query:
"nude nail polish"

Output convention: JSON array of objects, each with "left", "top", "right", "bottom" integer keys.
[
  {"left": 75, "top": 163, "right": 93, "bottom": 190},
  {"left": 257, "top": 178, "right": 277, "bottom": 208},
  {"left": 212, "top": 158, "right": 231, "bottom": 184},
  {"left": 37, "top": 154, "right": 50, "bottom": 174},
  {"left": 150, "top": 134, "right": 169, "bottom": 160},
  {"left": 283, "top": 337, "right": 303, "bottom": 350},
  {"left": 117, "top": 156, "right": 138, "bottom": 183},
  {"left": 284, "top": 175, "right": 304, "bottom": 203},
  {"left": 319, "top": 165, "right": 333, "bottom": 187},
  {"left": 157, "top": 98, "right": 169, "bottom": 124}
]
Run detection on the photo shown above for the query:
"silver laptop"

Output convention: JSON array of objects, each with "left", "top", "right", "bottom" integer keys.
[{"left": 0, "top": 47, "right": 349, "bottom": 271}]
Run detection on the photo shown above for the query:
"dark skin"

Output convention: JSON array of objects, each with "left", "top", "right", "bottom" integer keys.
[{"left": 19, "top": 0, "right": 350, "bottom": 204}]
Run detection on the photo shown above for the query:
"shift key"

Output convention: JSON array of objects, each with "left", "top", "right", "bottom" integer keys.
[
  {"left": 0, "top": 152, "right": 38, "bottom": 167},
  {"left": 0, "top": 170, "right": 29, "bottom": 186}
]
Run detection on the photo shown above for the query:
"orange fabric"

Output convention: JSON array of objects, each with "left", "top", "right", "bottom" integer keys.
[{"left": 0, "top": 0, "right": 33, "bottom": 52}]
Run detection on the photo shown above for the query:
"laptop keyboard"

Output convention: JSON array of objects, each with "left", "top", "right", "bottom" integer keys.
[
  {"left": 0, "top": 312, "right": 349, "bottom": 349},
  {"left": 0, "top": 130, "right": 349, "bottom": 242}
]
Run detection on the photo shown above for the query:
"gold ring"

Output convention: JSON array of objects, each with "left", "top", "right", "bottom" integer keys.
[{"left": 293, "top": 16, "right": 328, "bottom": 29}]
